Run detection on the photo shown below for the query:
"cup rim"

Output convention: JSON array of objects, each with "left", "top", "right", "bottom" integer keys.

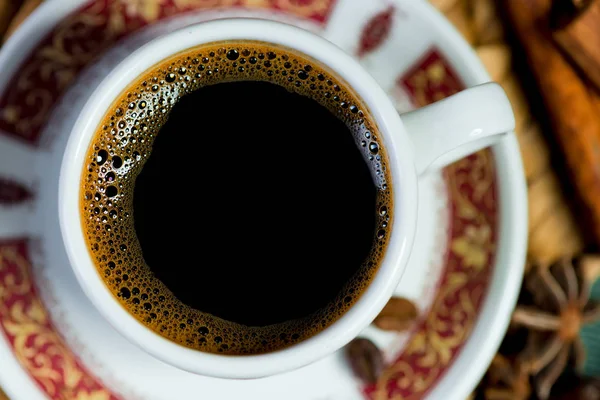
[{"left": 58, "top": 18, "right": 419, "bottom": 379}]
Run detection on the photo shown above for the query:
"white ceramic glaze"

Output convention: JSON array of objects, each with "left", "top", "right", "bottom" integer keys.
[
  {"left": 402, "top": 83, "right": 514, "bottom": 174},
  {"left": 0, "top": 0, "right": 527, "bottom": 398},
  {"left": 59, "top": 18, "right": 417, "bottom": 379},
  {"left": 58, "top": 18, "right": 514, "bottom": 379}
]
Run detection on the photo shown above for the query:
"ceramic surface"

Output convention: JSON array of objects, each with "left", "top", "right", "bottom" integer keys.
[{"left": 0, "top": 0, "right": 527, "bottom": 399}]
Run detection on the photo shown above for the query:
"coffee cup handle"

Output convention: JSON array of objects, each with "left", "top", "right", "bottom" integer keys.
[{"left": 399, "top": 82, "right": 515, "bottom": 175}]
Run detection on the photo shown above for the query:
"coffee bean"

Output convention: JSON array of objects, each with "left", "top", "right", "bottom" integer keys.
[
  {"left": 345, "top": 338, "right": 383, "bottom": 384},
  {"left": 373, "top": 297, "right": 417, "bottom": 332}
]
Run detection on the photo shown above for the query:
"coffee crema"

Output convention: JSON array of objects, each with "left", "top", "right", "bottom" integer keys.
[{"left": 80, "top": 41, "right": 393, "bottom": 355}]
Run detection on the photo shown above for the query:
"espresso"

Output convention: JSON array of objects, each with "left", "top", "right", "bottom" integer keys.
[{"left": 80, "top": 42, "right": 393, "bottom": 355}]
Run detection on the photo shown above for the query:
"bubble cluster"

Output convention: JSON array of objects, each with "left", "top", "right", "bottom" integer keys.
[{"left": 80, "top": 41, "right": 393, "bottom": 355}]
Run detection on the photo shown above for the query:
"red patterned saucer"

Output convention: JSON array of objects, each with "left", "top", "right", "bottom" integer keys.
[{"left": 0, "top": 1, "right": 527, "bottom": 399}]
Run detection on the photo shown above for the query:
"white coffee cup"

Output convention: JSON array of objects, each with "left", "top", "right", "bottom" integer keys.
[{"left": 59, "top": 18, "right": 514, "bottom": 379}]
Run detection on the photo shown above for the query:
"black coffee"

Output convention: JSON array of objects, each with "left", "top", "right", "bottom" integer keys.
[
  {"left": 81, "top": 42, "right": 393, "bottom": 355},
  {"left": 134, "top": 80, "right": 377, "bottom": 326}
]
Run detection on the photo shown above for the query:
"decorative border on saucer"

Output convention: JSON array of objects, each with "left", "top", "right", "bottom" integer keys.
[
  {"left": 365, "top": 49, "right": 497, "bottom": 400},
  {"left": 0, "top": 179, "right": 32, "bottom": 205},
  {"left": 0, "top": 239, "right": 119, "bottom": 400},
  {"left": 0, "top": 0, "right": 337, "bottom": 145},
  {"left": 0, "top": 3, "right": 498, "bottom": 399}
]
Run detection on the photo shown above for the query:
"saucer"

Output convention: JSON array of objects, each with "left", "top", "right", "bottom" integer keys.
[{"left": 0, "top": 0, "right": 527, "bottom": 399}]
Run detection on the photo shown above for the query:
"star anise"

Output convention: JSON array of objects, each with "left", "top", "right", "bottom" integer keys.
[
  {"left": 510, "top": 258, "right": 600, "bottom": 399},
  {"left": 554, "top": 377, "right": 600, "bottom": 400},
  {"left": 483, "top": 354, "right": 532, "bottom": 400}
]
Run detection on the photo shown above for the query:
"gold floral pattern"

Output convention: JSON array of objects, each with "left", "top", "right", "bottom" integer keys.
[
  {"left": 0, "top": 6, "right": 499, "bottom": 400},
  {"left": 172, "top": 0, "right": 235, "bottom": 8},
  {"left": 118, "top": 0, "right": 162, "bottom": 21},
  {"left": 0, "top": 240, "right": 118, "bottom": 400},
  {"left": 451, "top": 220, "right": 493, "bottom": 271},
  {"left": 367, "top": 150, "right": 497, "bottom": 400},
  {"left": 75, "top": 390, "right": 111, "bottom": 400},
  {"left": 272, "top": 0, "right": 332, "bottom": 16},
  {"left": 0, "top": 0, "right": 337, "bottom": 144},
  {"left": 365, "top": 49, "right": 498, "bottom": 400},
  {"left": 400, "top": 49, "right": 464, "bottom": 108}
]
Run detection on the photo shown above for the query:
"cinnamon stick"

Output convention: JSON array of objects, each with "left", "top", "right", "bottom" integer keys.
[
  {"left": 552, "top": 0, "right": 600, "bottom": 92},
  {"left": 506, "top": 0, "right": 600, "bottom": 245}
]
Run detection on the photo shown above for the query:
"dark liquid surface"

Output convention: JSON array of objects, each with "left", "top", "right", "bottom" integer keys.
[
  {"left": 81, "top": 42, "right": 393, "bottom": 354},
  {"left": 133, "top": 81, "right": 377, "bottom": 327}
]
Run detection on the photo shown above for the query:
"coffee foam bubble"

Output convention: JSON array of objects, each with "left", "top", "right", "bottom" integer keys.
[{"left": 80, "top": 41, "right": 393, "bottom": 354}]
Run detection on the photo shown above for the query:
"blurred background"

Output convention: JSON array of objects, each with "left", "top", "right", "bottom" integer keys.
[{"left": 2, "top": 0, "right": 600, "bottom": 399}]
